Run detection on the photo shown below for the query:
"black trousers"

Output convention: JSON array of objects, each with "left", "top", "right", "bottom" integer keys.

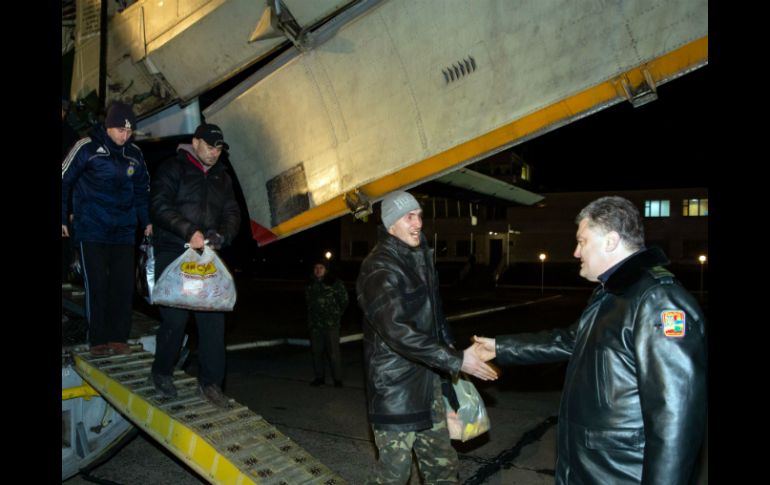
[
  {"left": 79, "top": 242, "right": 135, "bottom": 346},
  {"left": 61, "top": 238, "right": 72, "bottom": 282},
  {"left": 310, "top": 326, "right": 342, "bottom": 381},
  {"left": 151, "top": 250, "right": 225, "bottom": 387}
]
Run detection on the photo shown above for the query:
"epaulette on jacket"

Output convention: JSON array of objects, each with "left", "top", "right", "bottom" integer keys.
[{"left": 648, "top": 266, "right": 674, "bottom": 284}]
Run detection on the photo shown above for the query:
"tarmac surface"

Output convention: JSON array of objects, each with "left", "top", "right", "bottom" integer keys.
[{"left": 63, "top": 280, "right": 707, "bottom": 484}]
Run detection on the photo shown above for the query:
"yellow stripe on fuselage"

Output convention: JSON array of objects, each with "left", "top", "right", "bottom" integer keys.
[{"left": 267, "top": 36, "right": 708, "bottom": 240}]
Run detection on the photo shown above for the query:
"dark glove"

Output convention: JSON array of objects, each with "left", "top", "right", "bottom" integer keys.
[{"left": 205, "top": 230, "right": 224, "bottom": 250}]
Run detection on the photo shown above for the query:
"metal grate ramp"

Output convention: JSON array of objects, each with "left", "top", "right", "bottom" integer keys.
[{"left": 72, "top": 349, "right": 347, "bottom": 485}]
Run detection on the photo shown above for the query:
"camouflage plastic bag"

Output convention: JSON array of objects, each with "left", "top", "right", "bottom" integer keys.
[
  {"left": 152, "top": 244, "right": 237, "bottom": 311},
  {"left": 443, "top": 375, "right": 491, "bottom": 442}
]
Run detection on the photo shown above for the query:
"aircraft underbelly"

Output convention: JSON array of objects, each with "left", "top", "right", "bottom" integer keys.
[
  {"left": 203, "top": 0, "right": 708, "bottom": 242},
  {"left": 70, "top": 0, "right": 354, "bottom": 115}
]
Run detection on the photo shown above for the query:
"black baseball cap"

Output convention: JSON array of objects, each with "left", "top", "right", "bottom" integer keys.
[{"left": 193, "top": 123, "right": 229, "bottom": 150}]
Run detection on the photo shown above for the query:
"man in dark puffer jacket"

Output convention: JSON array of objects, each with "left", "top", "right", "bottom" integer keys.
[{"left": 148, "top": 123, "right": 241, "bottom": 408}]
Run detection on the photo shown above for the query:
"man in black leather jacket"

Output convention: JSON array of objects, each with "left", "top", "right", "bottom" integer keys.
[
  {"left": 357, "top": 191, "right": 497, "bottom": 484},
  {"left": 148, "top": 123, "right": 241, "bottom": 408},
  {"left": 474, "top": 196, "right": 706, "bottom": 484}
]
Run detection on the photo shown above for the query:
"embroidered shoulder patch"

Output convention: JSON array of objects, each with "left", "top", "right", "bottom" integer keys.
[{"left": 661, "top": 310, "right": 686, "bottom": 337}]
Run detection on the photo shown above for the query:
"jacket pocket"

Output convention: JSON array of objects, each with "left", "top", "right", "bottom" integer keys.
[
  {"left": 379, "top": 356, "right": 413, "bottom": 385},
  {"left": 584, "top": 427, "right": 643, "bottom": 452}
]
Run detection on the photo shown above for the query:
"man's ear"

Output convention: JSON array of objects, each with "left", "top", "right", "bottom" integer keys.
[{"left": 605, "top": 231, "right": 621, "bottom": 252}]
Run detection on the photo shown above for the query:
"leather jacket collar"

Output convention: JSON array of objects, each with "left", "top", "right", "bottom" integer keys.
[{"left": 603, "top": 246, "right": 669, "bottom": 294}]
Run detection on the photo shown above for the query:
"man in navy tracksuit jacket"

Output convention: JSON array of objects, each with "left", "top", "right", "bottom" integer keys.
[{"left": 61, "top": 102, "right": 152, "bottom": 356}]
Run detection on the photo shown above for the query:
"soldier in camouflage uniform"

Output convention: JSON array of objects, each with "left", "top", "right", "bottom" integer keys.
[
  {"left": 305, "top": 260, "right": 348, "bottom": 387},
  {"left": 356, "top": 191, "right": 498, "bottom": 484}
]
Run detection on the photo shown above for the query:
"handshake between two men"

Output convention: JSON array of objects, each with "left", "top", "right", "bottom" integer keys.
[{"left": 458, "top": 336, "right": 498, "bottom": 381}]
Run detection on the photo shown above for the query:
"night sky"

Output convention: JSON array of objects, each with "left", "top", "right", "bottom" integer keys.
[{"left": 514, "top": 64, "right": 710, "bottom": 193}]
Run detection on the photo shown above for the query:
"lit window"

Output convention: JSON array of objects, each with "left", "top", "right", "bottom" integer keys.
[
  {"left": 644, "top": 200, "right": 670, "bottom": 218},
  {"left": 682, "top": 198, "right": 708, "bottom": 217},
  {"left": 521, "top": 163, "right": 530, "bottom": 181}
]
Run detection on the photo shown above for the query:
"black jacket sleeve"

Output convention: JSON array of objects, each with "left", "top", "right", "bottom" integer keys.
[
  {"left": 634, "top": 285, "right": 707, "bottom": 484},
  {"left": 495, "top": 322, "right": 577, "bottom": 366},
  {"left": 131, "top": 147, "right": 151, "bottom": 229}
]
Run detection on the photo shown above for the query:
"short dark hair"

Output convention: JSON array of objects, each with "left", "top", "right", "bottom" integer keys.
[{"left": 576, "top": 196, "right": 645, "bottom": 250}]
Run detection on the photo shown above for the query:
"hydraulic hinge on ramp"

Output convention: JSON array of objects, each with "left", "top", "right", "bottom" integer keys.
[{"left": 72, "top": 349, "right": 347, "bottom": 485}]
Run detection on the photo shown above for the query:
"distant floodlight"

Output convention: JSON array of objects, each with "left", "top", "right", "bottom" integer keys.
[{"left": 539, "top": 253, "right": 547, "bottom": 294}]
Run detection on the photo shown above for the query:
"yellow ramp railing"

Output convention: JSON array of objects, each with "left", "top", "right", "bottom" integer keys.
[{"left": 73, "top": 349, "right": 346, "bottom": 485}]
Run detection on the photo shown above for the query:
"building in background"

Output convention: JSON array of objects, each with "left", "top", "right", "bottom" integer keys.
[{"left": 340, "top": 186, "right": 707, "bottom": 287}]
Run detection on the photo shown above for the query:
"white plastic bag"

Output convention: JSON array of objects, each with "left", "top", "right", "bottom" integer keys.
[
  {"left": 444, "top": 375, "right": 491, "bottom": 442},
  {"left": 152, "top": 245, "right": 236, "bottom": 311}
]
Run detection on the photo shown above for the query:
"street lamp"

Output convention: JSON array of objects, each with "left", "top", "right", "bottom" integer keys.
[
  {"left": 539, "top": 253, "right": 547, "bottom": 294},
  {"left": 698, "top": 254, "right": 707, "bottom": 298}
]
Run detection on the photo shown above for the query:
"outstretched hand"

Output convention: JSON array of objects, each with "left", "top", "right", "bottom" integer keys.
[
  {"left": 472, "top": 335, "right": 497, "bottom": 361},
  {"left": 461, "top": 346, "right": 498, "bottom": 381}
]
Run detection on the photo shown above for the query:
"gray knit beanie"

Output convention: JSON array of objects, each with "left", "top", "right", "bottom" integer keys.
[{"left": 381, "top": 191, "right": 421, "bottom": 228}]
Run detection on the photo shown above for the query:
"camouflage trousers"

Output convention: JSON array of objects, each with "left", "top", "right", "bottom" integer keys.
[{"left": 366, "top": 392, "right": 458, "bottom": 484}]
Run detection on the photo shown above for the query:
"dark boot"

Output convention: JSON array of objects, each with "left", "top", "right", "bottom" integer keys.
[
  {"left": 150, "top": 372, "right": 177, "bottom": 399},
  {"left": 198, "top": 383, "right": 230, "bottom": 408}
]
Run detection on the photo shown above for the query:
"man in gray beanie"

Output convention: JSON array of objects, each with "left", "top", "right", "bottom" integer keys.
[
  {"left": 379, "top": 190, "right": 422, "bottom": 234},
  {"left": 356, "top": 190, "right": 498, "bottom": 483}
]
